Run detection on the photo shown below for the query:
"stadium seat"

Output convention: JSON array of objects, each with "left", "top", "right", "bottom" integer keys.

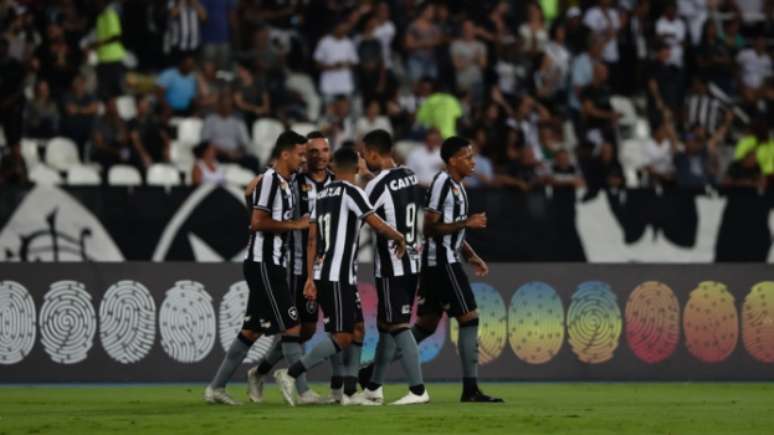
[
  {"left": 20, "top": 138, "right": 41, "bottom": 168},
  {"left": 170, "top": 140, "right": 195, "bottom": 171},
  {"left": 66, "top": 164, "right": 102, "bottom": 185},
  {"left": 146, "top": 163, "right": 181, "bottom": 186},
  {"left": 177, "top": 117, "right": 203, "bottom": 146},
  {"left": 223, "top": 164, "right": 255, "bottom": 186},
  {"left": 290, "top": 122, "right": 317, "bottom": 137},
  {"left": 286, "top": 73, "right": 321, "bottom": 121},
  {"left": 115, "top": 95, "right": 137, "bottom": 120},
  {"left": 29, "top": 164, "right": 63, "bottom": 185},
  {"left": 107, "top": 165, "right": 143, "bottom": 186},
  {"left": 252, "top": 118, "right": 284, "bottom": 165},
  {"left": 44, "top": 137, "right": 80, "bottom": 172}
]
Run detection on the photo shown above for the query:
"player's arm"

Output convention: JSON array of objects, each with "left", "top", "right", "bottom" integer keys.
[
  {"left": 364, "top": 213, "right": 406, "bottom": 258},
  {"left": 423, "top": 210, "right": 487, "bottom": 237},
  {"left": 303, "top": 222, "right": 318, "bottom": 301},
  {"left": 250, "top": 209, "right": 309, "bottom": 233},
  {"left": 462, "top": 241, "right": 488, "bottom": 277}
]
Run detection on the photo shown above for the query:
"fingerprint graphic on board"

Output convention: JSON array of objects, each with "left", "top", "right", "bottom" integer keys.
[
  {"left": 219, "top": 281, "right": 274, "bottom": 363},
  {"left": 0, "top": 281, "right": 36, "bottom": 365},
  {"left": 625, "top": 281, "right": 680, "bottom": 364},
  {"left": 683, "top": 281, "right": 738, "bottom": 363},
  {"left": 509, "top": 282, "right": 564, "bottom": 364},
  {"left": 742, "top": 282, "right": 774, "bottom": 363},
  {"left": 567, "top": 281, "right": 622, "bottom": 364},
  {"left": 99, "top": 280, "right": 156, "bottom": 364},
  {"left": 39, "top": 281, "right": 96, "bottom": 364},
  {"left": 159, "top": 281, "right": 216, "bottom": 363},
  {"left": 450, "top": 283, "right": 507, "bottom": 365}
]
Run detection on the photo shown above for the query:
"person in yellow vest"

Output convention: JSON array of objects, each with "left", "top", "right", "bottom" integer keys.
[
  {"left": 733, "top": 118, "right": 774, "bottom": 178},
  {"left": 89, "top": 0, "right": 126, "bottom": 100}
]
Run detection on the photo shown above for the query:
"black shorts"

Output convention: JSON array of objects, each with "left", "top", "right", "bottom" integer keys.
[
  {"left": 242, "top": 261, "right": 299, "bottom": 334},
  {"left": 316, "top": 280, "right": 363, "bottom": 333},
  {"left": 290, "top": 273, "right": 319, "bottom": 324},
  {"left": 417, "top": 263, "right": 477, "bottom": 318},
  {"left": 376, "top": 274, "right": 419, "bottom": 324}
]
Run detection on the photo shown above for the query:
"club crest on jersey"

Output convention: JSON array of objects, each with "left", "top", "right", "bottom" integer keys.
[
  {"left": 401, "top": 304, "right": 411, "bottom": 315},
  {"left": 301, "top": 183, "right": 312, "bottom": 192},
  {"left": 288, "top": 306, "right": 299, "bottom": 321},
  {"left": 305, "top": 300, "right": 317, "bottom": 314}
]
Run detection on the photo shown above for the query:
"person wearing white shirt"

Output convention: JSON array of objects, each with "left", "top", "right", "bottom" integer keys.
[
  {"left": 643, "top": 120, "right": 679, "bottom": 185},
  {"left": 405, "top": 128, "right": 444, "bottom": 186},
  {"left": 736, "top": 35, "right": 772, "bottom": 92},
  {"left": 583, "top": 0, "right": 621, "bottom": 64},
  {"left": 313, "top": 22, "right": 359, "bottom": 100},
  {"left": 656, "top": 4, "right": 687, "bottom": 68},
  {"left": 373, "top": 2, "right": 396, "bottom": 69},
  {"left": 355, "top": 100, "right": 393, "bottom": 141}
]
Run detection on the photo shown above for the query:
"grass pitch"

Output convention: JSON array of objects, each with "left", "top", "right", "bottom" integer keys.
[{"left": 1, "top": 383, "right": 773, "bottom": 435}]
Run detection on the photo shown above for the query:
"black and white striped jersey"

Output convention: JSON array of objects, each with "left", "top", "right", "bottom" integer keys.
[
  {"left": 423, "top": 171, "right": 469, "bottom": 267},
  {"left": 289, "top": 170, "right": 334, "bottom": 276},
  {"left": 365, "top": 167, "right": 422, "bottom": 278},
  {"left": 245, "top": 168, "right": 296, "bottom": 266},
  {"left": 313, "top": 180, "right": 375, "bottom": 284}
]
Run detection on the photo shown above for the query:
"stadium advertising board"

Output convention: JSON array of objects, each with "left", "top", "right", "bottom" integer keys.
[{"left": 1, "top": 263, "right": 772, "bottom": 382}]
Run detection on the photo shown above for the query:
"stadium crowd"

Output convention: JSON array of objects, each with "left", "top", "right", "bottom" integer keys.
[{"left": 0, "top": 0, "right": 772, "bottom": 193}]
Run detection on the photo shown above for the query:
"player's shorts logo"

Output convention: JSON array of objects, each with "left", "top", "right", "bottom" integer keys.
[
  {"left": 305, "top": 300, "right": 317, "bottom": 314},
  {"left": 288, "top": 306, "right": 299, "bottom": 321},
  {"left": 401, "top": 304, "right": 411, "bottom": 315},
  {"left": 323, "top": 316, "right": 330, "bottom": 325}
]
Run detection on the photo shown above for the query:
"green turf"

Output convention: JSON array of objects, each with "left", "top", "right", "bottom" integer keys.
[{"left": 1, "top": 383, "right": 773, "bottom": 435}]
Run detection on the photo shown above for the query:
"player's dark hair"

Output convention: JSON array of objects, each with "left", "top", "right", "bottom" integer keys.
[
  {"left": 440, "top": 136, "right": 470, "bottom": 163},
  {"left": 271, "top": 130, "right": 306, "bottom": 159},
  {"left": 306, "top": 130, "right": 326, "bottom": 140},
  {"left": 332, "top": 147, "right": 359, "bottom": 172},
  {"left": 362, "top": 129, "right": 393, "bottom": 155}
]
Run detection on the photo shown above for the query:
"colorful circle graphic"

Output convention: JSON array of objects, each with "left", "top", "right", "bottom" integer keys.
[
  {"left": 625, "top": 281, "right": 680, "bottom": 364},
  {"left": 358, "top": 282, "right": 378, "bottom": 364},
  {"left": 509, "top": 281, "right": 564, "bottom": 364},
  {"left": 567, "top": 281, "right": 622, "bottom": 364},
  {"left": 742, "top": 281, "right": 774, "bottom": 363},
  {"left": 450, "top": 283, "right": 507, "bottom": 365},
  {"left": 683, "top": 281, "right": 738, "bottom": 363}
]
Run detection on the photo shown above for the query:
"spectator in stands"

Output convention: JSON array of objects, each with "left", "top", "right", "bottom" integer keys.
[
  {"left": 357, "top": 16, "right": 385, "bottom": 71},
  {"left": 191, "top": 141, "right": 225, "bottom": 185},
  {"left": 129, "top": 95, "right": 172, "bottom": 169},
  {"left": 233, "top": 64, "right": 270, "bottom": 129},
  {"left": 584, "top": 141, "right": 624, "bottom": 198},
  {"left": 200, "top": 0, "right": 237, "bottom": 69},
  {"left": 201, "top": 93, "right": 258, "bottom": 172},
  {"left": 647, "top": 41, "right": 682, "bottom": 127},
  {"left": 320, "top": 95, "right": 355, "bottom": 150},
  {"left": 405, "top": 127, "right": 444, "bottom": 186},
  {"left": 643, "top": 118, "right": 679, "bottom": 186},
  {"left": 24, "top": 80, "right": 60, "bottom": 139},
  {"left": 355, "top": 100, "right": 392, "bottom": 141},
  {"left": 583, "top": 0, "right": 622, "bottom": 91},
  {"left": 723, "top": 18, "right": 746, "bottom": 56},
  {"left": 563, "top": 6, "right": 587, "bottom": 55},
  {"left": 501, "top": 146, "right": 548, "bottom": 192},
  {"left": 90, "top": 0, "right": 126, "bottom": 99},
  {"left": 34, "top": 23, "right": 78, "bottom": 97},
  {"left": 674, "top": 111, "right": 733, "bottom": 189},
  {"left": 580, "top": 63, "right": 619, "bottom": 147},
  {"left": 92, "top": 98, "right": 137, "bottom": 170},
  {"left": 404, "top": 3, "right": 442, "bottom": 83},
  {"left": 655, "top": 2, "right": 687, "bottom": 70},
  {"left": 156, "top": 55, "right": 198, "bottom": 115},
  {"left": 695, "top": 20, "right": 734, "bottom": 93},
  {"left": 733, "top": 118, "right": 774, "bottom": 177},
  {"left": 550, "top": 148, "right": 584, "bottom": 189},
  {"left": 722, "top": 150, "right": 764, "bottom": 189},
  {"left": 450, "top": 19, "right": 487, "bottom": 104},
  {"left": 197, "top": 61, "right": 228, "bottom": 114},
  {"left": 463, "top": 128, "right": 495, "bottom": 188},
  {"left": 61, "top": 75, "right": 99, "bottom": 158},
  {"left": 512, "top": 95, "right": 553, "bottom": 162},
  {"left": 684, "top": 78, "right": 726, "bottom": 135},
  {"left": 416, "top": 83, "right": 462, "bottom": 139},
  {"left": 165, "top": 0, "right": 207, "bottom": 63},
  {"left": 0, "top": 37, "right": 26, "bottom": 152},
  {"left": 372, "top": 2, "right": 396, "bottom": 69},
  {"left": 519, "top": 3, "right": 548, "bottom": 56},
  {"left": 4, "top": 7, "right": 37, "bottom": 62},
  {"left": 541, "top": 21, "right": 571, "bottom": 101},
  {"left": 736, "top": 34, "right": 772, "bottom": 95},
  {"left": 313, "top": 21, "right": 358, "bottom": 101},
  {"left": 569, "top": 36, "right": 604, "bottom": 118}
]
